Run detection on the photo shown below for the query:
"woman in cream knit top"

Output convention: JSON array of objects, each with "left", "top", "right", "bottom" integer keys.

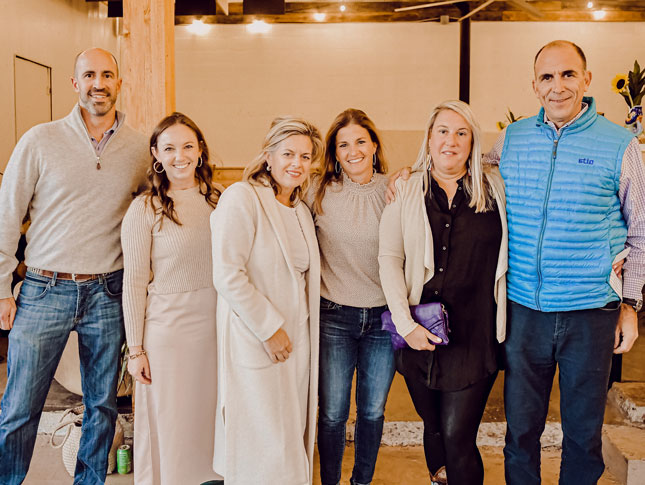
[
  {"left": 312, "top": 171, "right": 388, "bottom": 309},
  {"left": 122, "top": 186, "right": 215, "bottom": 345},
  {"left": 310, "top": 109, "right": 395, "bottom": 485},
  {"left": 121, "top": 113, "right": 223, "bottom": 485}
]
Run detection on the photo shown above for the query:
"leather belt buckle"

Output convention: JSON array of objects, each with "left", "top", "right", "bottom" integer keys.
[{"left": 71, "top": 273, "right": 98, "bottom": 282}]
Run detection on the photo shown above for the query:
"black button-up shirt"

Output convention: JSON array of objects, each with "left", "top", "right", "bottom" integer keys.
[{"left": 398, "top": 176, "right": 502, "bottom": 391}]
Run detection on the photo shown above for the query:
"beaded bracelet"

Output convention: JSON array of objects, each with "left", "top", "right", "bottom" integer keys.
[{"left": 128, "top": 349, "right": 147, "bottom": 360}]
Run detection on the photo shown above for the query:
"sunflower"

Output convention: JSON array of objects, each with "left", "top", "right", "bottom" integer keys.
[{"left": 611, "top": 74, "right": 629, "bottom": 94}]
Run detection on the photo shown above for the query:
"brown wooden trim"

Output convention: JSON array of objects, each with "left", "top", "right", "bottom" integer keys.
[{"left": 213, "top": 167, "right": 245, "bottom": 187}]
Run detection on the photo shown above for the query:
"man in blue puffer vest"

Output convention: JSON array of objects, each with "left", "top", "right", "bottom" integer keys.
[{"left": 487, "top": 40, "right": 644, "bottom": 485}]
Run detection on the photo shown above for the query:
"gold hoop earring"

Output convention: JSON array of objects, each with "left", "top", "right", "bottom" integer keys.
[
  {"left": 153, "top": 161, "right": 164, "bottom": 174},
  {"left": 197, "top": 156, "right": 203, "bottom": 168}
]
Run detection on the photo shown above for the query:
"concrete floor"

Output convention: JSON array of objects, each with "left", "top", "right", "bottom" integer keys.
[
  {"left": 24, "top": 437, "right": 620, "bottom": 484},
  {"left": 1, "top": 315, "right": 643, "bottom": 484}
]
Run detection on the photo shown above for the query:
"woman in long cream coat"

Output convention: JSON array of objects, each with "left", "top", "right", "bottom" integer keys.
[{"left": 210, "top": 117, "right": 324, "bottom": 485}]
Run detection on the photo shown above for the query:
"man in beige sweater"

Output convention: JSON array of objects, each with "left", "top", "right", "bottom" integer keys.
[{"left": 0, "top": 48, "right": 148, "bottom": 485}]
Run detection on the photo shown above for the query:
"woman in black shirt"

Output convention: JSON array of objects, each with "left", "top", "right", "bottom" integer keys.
[{"left": 379, "top": 100, "right": 508, "bottom": 484}]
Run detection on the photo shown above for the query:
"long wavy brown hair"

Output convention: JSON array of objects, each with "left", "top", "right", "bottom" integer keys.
[
  {"left": 144, "top": 112, "right": 220, "bottom": 225},
  {"left": 313, "top": 108, "right": 387, "bottom": 214}
]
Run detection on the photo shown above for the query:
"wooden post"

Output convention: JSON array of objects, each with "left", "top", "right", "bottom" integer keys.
[
  {"left": 120, "top": 0, "right": 175, "bottom": 411},
  {"left": 121, "top": 0, "right": 175, "bottom": 135},
  {"left": 458, "top": 3, "right": 471, "bottom": 104}
]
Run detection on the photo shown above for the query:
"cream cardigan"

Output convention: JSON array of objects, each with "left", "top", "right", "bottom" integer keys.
[{"left": 378, "top": 168, "right": 509, "bottom": 343}]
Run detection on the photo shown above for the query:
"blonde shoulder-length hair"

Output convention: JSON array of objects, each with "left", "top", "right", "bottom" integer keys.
[
  {"left": 412, "top": 99, "right": 495, "bottom": 213},
  {"left": 244, "top": 116, "right": 324, "bottom": 206}
]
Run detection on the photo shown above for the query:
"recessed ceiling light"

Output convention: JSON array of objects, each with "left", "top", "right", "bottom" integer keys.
[
  {"left": 593, "top": 9, "right": 606, "bottom": 20},
  {"left": 246, "top": 19, "right": 272, "bottom": 34},
  {"left": 186, "top": 19, "right": 210, "bottom": 36},
  {"left": 587, "top": 1, "right": 594, "bottom": 8},
  {"left": 340, "top": 5, "right": 346, "bottom": 12},
  {"left": 313, "top": 13, "right": 326, "bottom": 21}
]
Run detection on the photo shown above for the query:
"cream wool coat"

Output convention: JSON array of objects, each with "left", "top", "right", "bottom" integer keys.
[
  {"left": 210, "top": 181, "right": 320, "bottom": 485},
  {"left": 379, "top": 168, "right": 509, "bottom": 343}
]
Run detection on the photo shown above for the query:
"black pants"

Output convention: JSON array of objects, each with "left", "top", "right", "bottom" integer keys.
[{"left": 404, "top": 372, "right": 497, "bottom": 485}]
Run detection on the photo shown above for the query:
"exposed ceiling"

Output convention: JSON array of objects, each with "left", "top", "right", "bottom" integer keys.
[
  {"left": 88, "top": 1, "right": 645, "bottom": 23},
  {"left": 181, "top": 1, "right": 645, "bottom": 23}
]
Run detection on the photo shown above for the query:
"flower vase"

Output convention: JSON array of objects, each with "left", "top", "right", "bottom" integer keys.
[{"left": 625, "top": 105, "right": 644, "bottom": 143}]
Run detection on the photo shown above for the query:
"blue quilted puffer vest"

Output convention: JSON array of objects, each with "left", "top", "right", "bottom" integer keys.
[{"left": 500, "top": 97, "right": 633, "bottom": 311}]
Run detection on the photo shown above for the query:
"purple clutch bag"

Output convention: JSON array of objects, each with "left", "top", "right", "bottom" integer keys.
[{"left": 381, "top": 302, "right": 450, "bottom": 351}]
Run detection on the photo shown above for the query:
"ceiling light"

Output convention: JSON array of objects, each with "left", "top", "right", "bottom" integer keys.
[
  {"left": 592, "top": 9, "right": 606, "bottom": 20},
  {"left": 313, "top": 13, "right": 326, "bottom": 21},
  {"left": 186, "top": 19, "right": 210, "bottom": 36},
  {"left": 587, "top": 1, "right": 593, "bottom": 8},
  {"left": 339, "top": 5, "right": 346, "bottom": 12},
  {"left": 246, "top": 19, "right": 272, "bottom": 34}
]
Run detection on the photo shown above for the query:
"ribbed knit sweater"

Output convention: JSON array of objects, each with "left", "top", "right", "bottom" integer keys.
[
  {"left": 121, "top": 186, "right": 216, "bottom": 347},
  {"left": 308, "top": 173, "right": 388, "bottom": 308},
  {"left": 0, "top": 105, "right": 149, "bottom": 298}
]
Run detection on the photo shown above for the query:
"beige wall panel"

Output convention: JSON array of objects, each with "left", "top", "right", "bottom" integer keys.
[{"left": 0, "top": 0, "right": 118, "bottom": 178}]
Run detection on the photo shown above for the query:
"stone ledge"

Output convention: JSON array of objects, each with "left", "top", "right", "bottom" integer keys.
[
  {"left": 346, "top": 421, "right": 564, "bottom": 448},
  {"left": 38, "top": 412, "right": 568, "bottom": 449},
  {"left": 608, "top": 383, "right": 645, "bottom": 427},
  {"left": 602, "top": 425, "right": 645, "bottom": 485}
]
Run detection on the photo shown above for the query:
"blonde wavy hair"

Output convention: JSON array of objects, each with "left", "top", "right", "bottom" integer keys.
[
  {"left": 244, "top": 116, "right": 324, "bottom": 206},
  {"left": 412, "top": 100, "right": 494, "bottom": 213}
]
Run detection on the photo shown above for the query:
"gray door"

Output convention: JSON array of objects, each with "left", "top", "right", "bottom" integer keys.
[{"left": 14, "top": 56, "right": 52, "bottom": 143}]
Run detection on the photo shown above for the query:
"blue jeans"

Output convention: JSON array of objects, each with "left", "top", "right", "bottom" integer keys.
[
  {"left": 503, "top": 300, "right": 619, "bottom": 485},
  {"left": 0, "top": 270, "right": 124, "bottom": 485},
  {"left": 317, "top": 298, "right": 396, "bottom": 485}
]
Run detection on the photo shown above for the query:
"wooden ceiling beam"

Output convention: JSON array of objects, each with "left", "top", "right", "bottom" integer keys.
[
  {"left": 503, "top": 10, "right": 645, "bottom": 21},
  {"left": 216, "top": 0, "right": 229, "bottom": 15}
]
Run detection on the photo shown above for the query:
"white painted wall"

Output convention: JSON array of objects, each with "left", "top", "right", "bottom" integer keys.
[
  {"left": 176, "top": 23, "right": 461, "bottom": 169},
  {"left": 0, "top": 0, "right": 118, "bottom": 175},
  {"left": 176, "top": 21, "right": 645, "bottom": 170}
]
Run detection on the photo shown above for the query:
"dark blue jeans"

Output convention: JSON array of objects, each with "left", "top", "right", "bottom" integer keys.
[
  {"left": 0, "top": 270, "right": 124, "bottom": 485},
  {"left": 503, "top": 300, "right": 619, "bottom": 485},
  {"left": 317, "top": 298, "right": 396, "bottom": 485}
]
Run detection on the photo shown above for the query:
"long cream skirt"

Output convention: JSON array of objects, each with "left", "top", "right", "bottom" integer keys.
[{"left": 134, "top": 287, "right": 221, "bottom": 485}]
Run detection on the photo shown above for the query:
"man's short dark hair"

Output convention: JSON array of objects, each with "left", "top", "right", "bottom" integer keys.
[{"left": 534, "top": 40, "right": 587, "bottom": 71}]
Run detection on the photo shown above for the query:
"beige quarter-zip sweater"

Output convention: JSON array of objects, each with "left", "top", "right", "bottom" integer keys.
[{"left": 0, "top": 104, "right": 149, "bottom": 298}]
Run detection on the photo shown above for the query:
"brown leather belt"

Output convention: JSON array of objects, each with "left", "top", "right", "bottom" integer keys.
[{"left": 28, "top": 267, "right": 101, "bottom": 282}]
